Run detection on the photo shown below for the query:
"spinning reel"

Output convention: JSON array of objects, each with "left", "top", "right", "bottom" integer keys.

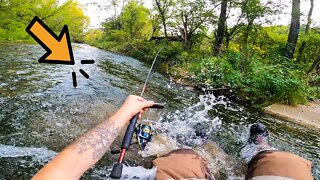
[{"left": 111, "top": 122, "right": 154, "bottom": 155}]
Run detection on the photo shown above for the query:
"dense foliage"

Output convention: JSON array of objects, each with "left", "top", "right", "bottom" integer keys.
[
  {"left": 0, "top": 0, "right": 89, "bottom": 42},
  {"left": 84, "top": 0, "right": 319, "bottom": 106}
]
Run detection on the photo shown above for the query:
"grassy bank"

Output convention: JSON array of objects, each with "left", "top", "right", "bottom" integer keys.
[{"left": 85, "top": 36, "right": 320, "bottom": 107}]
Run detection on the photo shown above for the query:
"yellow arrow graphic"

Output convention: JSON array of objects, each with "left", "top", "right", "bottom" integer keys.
[{"left": 26, "top": 16, "right": 74, "bottom": 65}]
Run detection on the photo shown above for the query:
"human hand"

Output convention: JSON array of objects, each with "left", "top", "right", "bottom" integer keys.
[{"left": 117, "top": 95, "right": 155, "bottom": 118}]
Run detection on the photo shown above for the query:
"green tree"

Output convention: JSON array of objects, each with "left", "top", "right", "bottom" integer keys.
[
  {"left": 44, "top": 1, "right": 89, "bottom": 42},
  {"left": 153, "top": 0, "right": 175, "bottom": 38},
  {"left": 224, "top": 0, "right": 245, "bottom": 48},
  {"left": 173, "top": 0, "right": 214, "bottom": 50},
  {"left": 150, "top": 11, "right": 162, "bottom": 37},
  {"left": 120, "top": 0, "right": 152, "bottom": 39},
  {"left": 0, "top": 0, "right": 89, "bottom": 42},
  {"left": 0, "top": 0, "right": 40, "bottom": 40},
  {"left": 241, "top": 0, "right": 270, "bottom": 46}
]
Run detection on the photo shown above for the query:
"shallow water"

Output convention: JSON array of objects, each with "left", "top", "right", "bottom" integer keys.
[{"left": 0, "top": 43, "right": 319, "bottom": 179}]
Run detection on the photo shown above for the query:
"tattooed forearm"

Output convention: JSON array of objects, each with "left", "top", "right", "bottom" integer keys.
[{"left": 71, "top": 121, "right": 121, "bottom": 160}]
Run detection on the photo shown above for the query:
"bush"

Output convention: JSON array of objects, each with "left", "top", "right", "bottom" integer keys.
[{"left": 191, "top": 50, "right": 313, "bottom": 106}]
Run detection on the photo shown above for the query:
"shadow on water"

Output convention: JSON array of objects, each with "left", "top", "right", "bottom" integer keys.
[{"left": 0, "top": 43, "right": 319, "bottom": 179}]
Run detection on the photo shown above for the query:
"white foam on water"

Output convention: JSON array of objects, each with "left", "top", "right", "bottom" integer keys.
[
  {"left": 140, "top": 94, "right": 227, "bottom": 157},
  {"left": 139, "top": 134, "right": 180, "bottom": 157},
  {"left": 240, "top": 143, "right": 277, "bottom": 163},
  {"left": 102, "top": 165, "right": 157, "bottom": 180},
  {"left": 0, "top": 144, "right": 57, "bottom": 165},
  {"left": 139, "top": 94, "right": 242, "bottom": 178},
  {"left": 152, "top": 94, "right": 226, "bottom": 146},
  {"left": 121, "top": 165, "right": 157, "bottom": 180}
]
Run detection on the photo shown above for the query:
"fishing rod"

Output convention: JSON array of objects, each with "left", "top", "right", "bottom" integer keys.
[{"left": 110, "top": 47, "right": 164, "bottom": 179}]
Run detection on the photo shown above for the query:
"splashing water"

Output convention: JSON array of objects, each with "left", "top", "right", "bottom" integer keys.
[
  {"left": 141, "top": 94, "right": 225, "bottom": 155},
  {"left": 240, "top": 144, "right": 277, "bottom": 163},
  {"left": 0, "top": 144, "right": 57, "bottom": 165},
  {"left": 156, "top": 95, "right": 226, "bottom": 146},
  {"left": 139, "top": 94, "right": 244, "bottom": 178},
  {"left": 120, "top": 165, "right": 157, "bottom": 180}
]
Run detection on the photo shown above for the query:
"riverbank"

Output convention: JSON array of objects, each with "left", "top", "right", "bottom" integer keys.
[
  {"left": 264, "top": 100, "right": 320, "bottom": 129},
  {"left": 78, "top": 39, "right": 320, "bottom": 131},
  {"left": 87, "top": 39, "right": 320, "bottom": 107},
  {"left": 167, "top": 64, "right": 320, "bottom": 129}
]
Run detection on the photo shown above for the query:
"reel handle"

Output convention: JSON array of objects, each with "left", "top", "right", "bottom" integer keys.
[{"left": 110, "top": 150, "right": 121, "bottom": 154}]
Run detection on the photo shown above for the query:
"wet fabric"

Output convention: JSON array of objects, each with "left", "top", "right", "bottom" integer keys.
[
  {"left": 246, "top": 150, "right": 313, "bottom": 180},
  {"left": 152, "top": 149, "right": 213, "bottom": 180}
]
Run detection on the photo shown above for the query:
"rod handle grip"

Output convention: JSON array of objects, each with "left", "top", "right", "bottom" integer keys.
[{"left": 121, "top": 114, "right": 139, "bottom": 149}]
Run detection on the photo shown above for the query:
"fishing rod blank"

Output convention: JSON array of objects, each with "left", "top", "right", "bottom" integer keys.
[{"left": 110, "top": 47, "right": 164, "bottom": 179}]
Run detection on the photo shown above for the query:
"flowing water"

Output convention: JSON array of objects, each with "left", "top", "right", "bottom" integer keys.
[{"left": 0, "top": 43, "right": 319, "bottom": 179}]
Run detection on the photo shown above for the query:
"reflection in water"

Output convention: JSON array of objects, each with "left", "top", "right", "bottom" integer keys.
[{"left": 0, "top": 43, "right": 319, "bottom": 179}]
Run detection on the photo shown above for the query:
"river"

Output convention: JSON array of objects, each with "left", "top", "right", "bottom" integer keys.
[{"left": 0, "top": 43, "right": 319, "bottom": 179}]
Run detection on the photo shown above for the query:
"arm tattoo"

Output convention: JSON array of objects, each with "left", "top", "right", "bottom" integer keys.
[{"left": 72, "top": 121, "right": 121, "bottom": 160}]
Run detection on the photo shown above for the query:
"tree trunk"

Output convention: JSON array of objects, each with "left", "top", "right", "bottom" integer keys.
[
  {"left": 183, "top": 38, "right": 191, "bottom": 51},
  {"left": 213, "top": 0, "right": 227, "bottom": 55},
  {"left": 244, "top": 19, "right": 253, "bottom": 46},
  {"left": 162, "top": 17, "right": 168, "bottom": 38},
  {"left": 307, "top": 55, "right": 320, "bottom": 76},
  {"left": 285, "top": 0, "right": 300, "bottom": 59},
  {"left": 297, "top": 0, "right": 313, "bottom": 62},
  {"left": 225, "top": 26, "right": 230, "bottom": 48},
  {"left": 181, "top": 13, "right": 191, "bottom": 50},
  {"left": 182, "top": 32, "right": 192, "bottom": 51},
  {"left": 155, "top": 0, "right": 168, "bottom": 38}
]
